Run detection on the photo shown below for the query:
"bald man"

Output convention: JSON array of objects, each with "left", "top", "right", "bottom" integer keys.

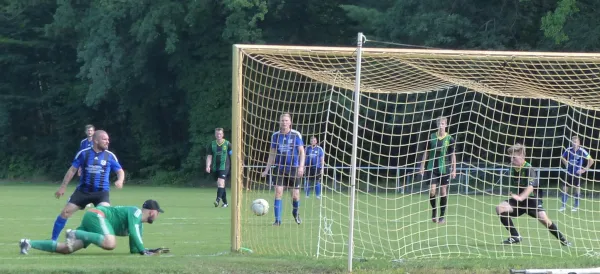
[{"left": 49, "top": 130, "right": 125, "bottom": 241}]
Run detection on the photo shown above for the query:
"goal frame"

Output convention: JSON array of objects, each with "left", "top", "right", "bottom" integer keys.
[{"left": 230, "top": 36, "right": 600, "bottom": 272}]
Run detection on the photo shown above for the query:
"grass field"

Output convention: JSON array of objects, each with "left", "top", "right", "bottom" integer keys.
[{"left": 1, "top": 182, "right": 600, "bottom": 273}]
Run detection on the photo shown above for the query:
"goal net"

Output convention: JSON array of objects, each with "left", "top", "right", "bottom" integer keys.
[{"left": 230, "top": 42, "right": 600, "bottom": 262}]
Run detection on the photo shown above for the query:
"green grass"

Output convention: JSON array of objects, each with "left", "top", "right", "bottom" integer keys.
[{"left": 0, "top": 183, "right": 599, "bottom": 273}]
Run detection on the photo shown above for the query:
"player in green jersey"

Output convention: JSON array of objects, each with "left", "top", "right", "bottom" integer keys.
[
  {"left": 19, "top": 200, "right": 165, "bottom": 255},
  {"left": 495, "top": 144, "right": 571, "bottom": 246},
  {"left": 206, "top": 128, "right": 232, "bottom": 208},
  {"left": 419, "top": 116, "right": 456, "bottom": 224}
]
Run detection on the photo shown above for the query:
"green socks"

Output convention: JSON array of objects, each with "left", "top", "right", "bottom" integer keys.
[{"left": 30, "top": 240, "right": 57, "bottom": 252}]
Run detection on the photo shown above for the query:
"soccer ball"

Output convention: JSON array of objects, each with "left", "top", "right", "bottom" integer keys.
[{"left": 251, "top": 199, "right": 269, "bottom": 216}]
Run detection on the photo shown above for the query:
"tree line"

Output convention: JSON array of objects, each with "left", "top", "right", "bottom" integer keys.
[{"left": 0, "top": 0, "right": 594, "bottom": 183}]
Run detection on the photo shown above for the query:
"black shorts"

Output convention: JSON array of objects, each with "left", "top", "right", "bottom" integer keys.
[
  {"left": 68, "top": 189, "right": 110, "bottom": 209},
  {"left": 506, "top": 198, "right": 544, "bottom": 217},
  {"left": 564, "top": 173, "right": 581, "bottom": 187},
  {"left": 424, "top": 170, "right": 450, "bottom": 186},
  {"left": 212, "top": 170, "right": 229, "bottom": 181},
  {"left": 306, "top": 167, "right": 322, "bottom": 179},
  {"left": 273, "top": 167, "right": 300, "bottom": 188}
]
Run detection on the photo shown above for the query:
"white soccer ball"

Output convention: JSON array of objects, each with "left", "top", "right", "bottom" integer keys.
[{"left": 251, "top": 199, "right": 269, "bottom": 216}]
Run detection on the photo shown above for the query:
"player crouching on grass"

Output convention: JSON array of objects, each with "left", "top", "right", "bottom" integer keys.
[
  {"left": 20, "top": 200, "right": 169, "bottom": 256},
  {"left": 495, "top": 143, "right": 571, "bottom": 246}
]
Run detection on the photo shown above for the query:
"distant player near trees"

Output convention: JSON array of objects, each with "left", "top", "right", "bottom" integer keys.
[
  {"left": 560, "top": 135, "right": 594, "bottom": 212},
  {"left": 495, "top": 143, "right": 571, "bottom": 246},
  {"left": 78, "top": 124, "right": 95, "bottom": 178},
  {"left": 419, "top": 116, "right": 456, "bottom": 224},
  {"left": 205, "top": 128, "right": 232, "bottom": 208}
]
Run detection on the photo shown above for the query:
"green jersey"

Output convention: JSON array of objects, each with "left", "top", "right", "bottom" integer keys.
[
  {"left": 425, "top": 133, "right": 455, "bottom": 174},
  {"left": 206, "top": 139, "right": 232, "bottom": 171},
  {"left": 90, "top": 206, "right": 145, "bottom": 254},
  {"left": 508, "top": 162, "right": 540, "bottom": 198}
]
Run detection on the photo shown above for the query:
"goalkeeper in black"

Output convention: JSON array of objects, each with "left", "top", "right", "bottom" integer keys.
[{"left": 495, "top": 144, "right": 571, "bottom": 246}]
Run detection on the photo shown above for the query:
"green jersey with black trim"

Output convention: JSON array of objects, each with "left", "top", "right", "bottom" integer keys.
[
  {"left": 426, "top": 133, "right": 455, "bottom": 174},
  {"left": 508, "top": 162, "right": 540, "bottom": 198},
  {"left": 206, "top": 140, "right": 232, "bottom": 171}
]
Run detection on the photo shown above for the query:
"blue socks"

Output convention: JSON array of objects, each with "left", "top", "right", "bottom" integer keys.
[
  {"left": 51, "top": 215, "right": 68, "bottom": 241},
  {"left": 292, "top": 200, "right": 300, "bottom": 217},
  {"left": 562, "top": 192, "right": 568, "bottom": 207},
  {"left": 315, "top": 181, "right": 322, "bottom": 197},
  {"left": 274, "top": 199, "right": 282, "bottom": 222},
  {"left": 304, "top": 180, "right": 311, "bottom": 197},
  {"left": 575, "top": 193, "right": 580, "bottom": 208}
]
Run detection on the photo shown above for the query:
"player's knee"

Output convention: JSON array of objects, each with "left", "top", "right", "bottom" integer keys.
[
  {"left": 60, "top": 208, "right": 74, "bottom": 219},
  {"left": 429, "top": 189, "right": 436, "bottom": 197},
  {"left": 495, "top": 205, "right": 506, "bottom": 215},
  {"left": 55, "top": 244, "right": 71, "bottom": 254},
  {"left": 102, "top": 236, "right": 117, "bottom": 250},
  {"left": 274, "top": 187, "right": 283, "bottom": 198},
  {"left": 291, "top": 189, "right": 300, "bottom": 200}
]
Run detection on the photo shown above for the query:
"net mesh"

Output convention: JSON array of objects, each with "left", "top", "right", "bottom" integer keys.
[{"left": 235, "top": 46, "right": 600, "bottom": 259}]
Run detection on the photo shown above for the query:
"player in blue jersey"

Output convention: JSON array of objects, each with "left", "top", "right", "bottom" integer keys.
[
  {"left": 261, "top": 113, "right": 306, "bottom": 226},
  {"left": 50, "top": 130, "right": 125, "bottom": 241},
  {"left": 77, "top": 124, "right": 95, "bottom": 178},
  {"left": 80, "top": 124, "right": 95, "bottom": 151},
  {"left": 560, "top": 135, "right": 595, "bottom": 212},
  {"left": 304, "top": 136, "right": 325, "bottom": 198}
]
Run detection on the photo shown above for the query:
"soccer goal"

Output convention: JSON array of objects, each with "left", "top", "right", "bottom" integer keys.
[{"left": 230, "top": 33, "right": 600, "bottom": 270}]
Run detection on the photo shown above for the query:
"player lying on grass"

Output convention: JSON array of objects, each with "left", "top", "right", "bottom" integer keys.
[
  {"left": 495, "top": 143, "right": 571, "bottom": 246},
  {"left": 20, "top": 200, "right": 168, "bottom": 255}
]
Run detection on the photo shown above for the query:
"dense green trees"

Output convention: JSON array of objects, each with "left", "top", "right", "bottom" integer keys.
[{"left": 0, "top": 0, "right": 595, "bottom": 182}]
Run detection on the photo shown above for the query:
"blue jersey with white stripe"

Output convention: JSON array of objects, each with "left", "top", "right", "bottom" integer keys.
[
  {"left": 72, "top": 148, "right": 122, "bottom": 192},
  {"left": 562, "top": 147, "right": 592, "bottom": 174},
  {"left": 80, "top": 138, "right": 93, "bottom": 151},
  {"left": 271, "top": 129, "right": 304, "bottom": 170},
  {"left": 305, "top": 145, "right": 324, "bottom": 168}
]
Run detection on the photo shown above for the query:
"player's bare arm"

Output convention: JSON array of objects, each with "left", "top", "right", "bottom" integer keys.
[
  {"left": 560, "top": 156, "right": 569, "bottom": 167},
  {"left": 56, "top": 166, "right": 78, "bottom": 199},
  {"left": 420, "top": 142, "right": 429, "bottom": 175},
  {"left": 450, "top": 150, "right": 457, "bottom": 179},
  {"left": 206, "top": 155, "right": 213, "bottom": 173},
  {"left": 261, "top": 148, "right": 276, "bottom": 177},
  {"left": 579, "top": 157, "right": 595, "bottom": 175},
  {"left": 297, "top": 145, "right": 306, "bottom": 177},
  {"left": 114, "top": 169, "right": 125, "bottom": 188},
  {"left": 511, "top": 185, "right": 533, "bottom": 202}
]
